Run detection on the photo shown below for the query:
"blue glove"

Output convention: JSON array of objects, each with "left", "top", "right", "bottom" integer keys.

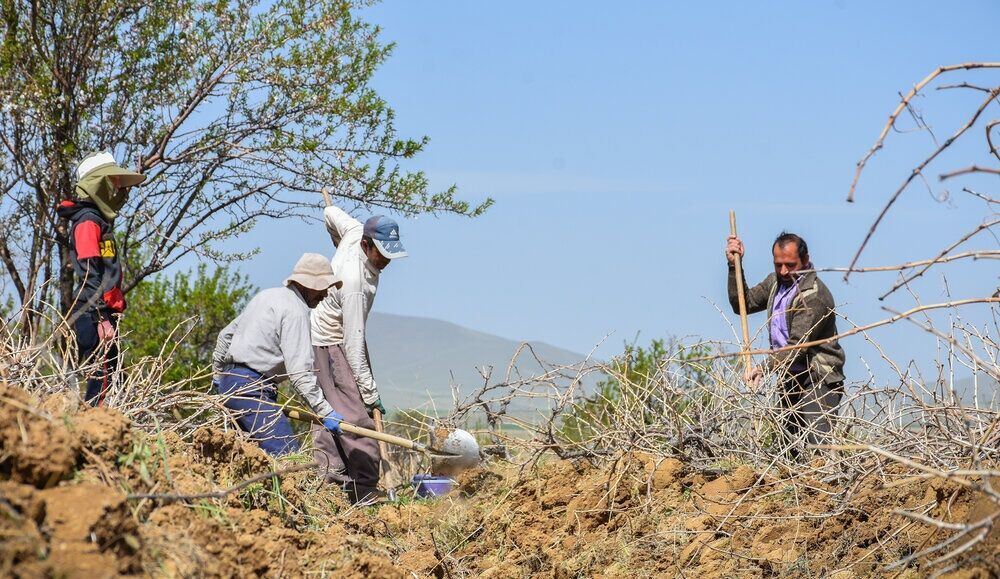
[
  {"left": 322, "top": 409, "right": 344, "bottom": 434},
  {"left": 366, "top": 398, "right": 387, "bottom": 417}
]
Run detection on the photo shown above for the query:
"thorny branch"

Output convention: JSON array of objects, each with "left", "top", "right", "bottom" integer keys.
[
  {"left": 844, "top": 85, "right": 1000, "bottom": 280},
  {"left": 126, "top": 461, "right": 320, "bottom": 503},
  {"left": 847, "top": 62, "right": 1000, "bottom": 203}
]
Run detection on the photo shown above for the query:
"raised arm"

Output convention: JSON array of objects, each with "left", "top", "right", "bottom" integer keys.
[
  {"left": 725, "top": 234, "right": 770, "bottom": 314},
  {"left": 323, "top": 204, "right": 363, "bottom": 249}
]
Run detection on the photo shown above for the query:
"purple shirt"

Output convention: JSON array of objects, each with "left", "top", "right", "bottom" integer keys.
[{"left": 770, "top": 280, "right": 807, "bottom": 373}]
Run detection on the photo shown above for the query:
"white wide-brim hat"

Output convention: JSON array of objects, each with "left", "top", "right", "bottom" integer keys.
[
  {"left": 285, "top": 253, "right": 342, "bottom": 292},
  {"left": 76, "top": 151, "right": 147, "bottom": 188}
]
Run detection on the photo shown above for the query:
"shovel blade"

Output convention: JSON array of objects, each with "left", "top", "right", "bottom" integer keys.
[{"left": 431, "top": 428, "right": 480, "bottom": 476}]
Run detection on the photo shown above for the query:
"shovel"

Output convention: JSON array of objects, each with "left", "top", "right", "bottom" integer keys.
[{"left": 283, "top": 408, "right": 481, "bottom": 474}]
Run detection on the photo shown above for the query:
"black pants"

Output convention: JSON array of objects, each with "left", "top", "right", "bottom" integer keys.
[
  {"left": 73, "top": 313, "right": 119, "bottom": 407},
  {"left": 778, "top": 373, "right": 844, "bottom": 455}
]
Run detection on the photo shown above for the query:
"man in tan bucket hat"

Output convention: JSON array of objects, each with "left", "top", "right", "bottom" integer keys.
[
  {"left": 213, "top": 253, "right": 347, "bottom": 455},
  {"left": 57, "top": 151, "right": 147, "bottom": 406}
]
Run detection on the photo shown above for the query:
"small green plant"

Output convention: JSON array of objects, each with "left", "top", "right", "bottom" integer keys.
[
  {"left": 432, "top": 518, "right": 476, "bottom": 554},
  {"left": 192, "top": 500, "right": 230, "bottom": 526},
  {"left": 558, "top": 339, "right": 714, "bottom": 444},
  {"left": 238, "top": 482, "right": 269, "bottom": 510},
  {"left": 118, "top": 435, "right": 158, "bottom": 489},
  {"left": 116, "top": 430, "right": 174, "bottom": 495},
  {"left": 706, "top": 458, "right": 741, "bottom": 472},
  {"left": 270, "top": 475, "right": 290, "bottom": 516}
]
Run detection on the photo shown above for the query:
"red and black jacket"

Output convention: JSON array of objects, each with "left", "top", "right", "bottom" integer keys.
[{"left": 56, "top": 201, "right": 126, "bottom": 318}]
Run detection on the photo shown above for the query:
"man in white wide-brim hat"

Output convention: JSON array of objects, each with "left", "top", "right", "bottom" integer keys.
[
  {"left": 213, "top": 253, "right": 348, "bottom": 456},
  {"left": 57, "top": 151, "right": 147, "bottom": 406}
]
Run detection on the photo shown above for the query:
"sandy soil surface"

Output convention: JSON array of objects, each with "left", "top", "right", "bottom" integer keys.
[{"left": 1, "top": 383, "right": 997, "bottom": 577}]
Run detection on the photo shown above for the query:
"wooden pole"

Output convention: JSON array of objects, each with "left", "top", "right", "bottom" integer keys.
[
  {"left": 730, "top": 210, "right": 751, "bottom": 368},
  {"left": 372, "top": 408, "right": 400, "bottom": 489},
  {"left": 373, "top": 408, "right": 391, "bottom": 461}
]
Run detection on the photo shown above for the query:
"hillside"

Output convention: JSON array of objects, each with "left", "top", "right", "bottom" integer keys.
[
  {"left": 954, "top": 374, "right": 1000, "bottom": 407},
  {"left": 365, "top": 312, "right": 599, "bottom": 418}
]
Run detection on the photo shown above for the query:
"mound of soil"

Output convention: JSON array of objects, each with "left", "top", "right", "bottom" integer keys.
[
  {"left": 371, "top": 453, "right": 1000, "bottom": 578},
  {"left": 0, "top": 384, "right": 78, "bottom": 487},
  {"left": 73, "top": 407, "right": 133, "bottom": 463},
  {"left": 0, "top": 385, "right": 408, "bottom": 577},
  {"left": 2, "top": 383, "right": 999, "bottom": 577}
]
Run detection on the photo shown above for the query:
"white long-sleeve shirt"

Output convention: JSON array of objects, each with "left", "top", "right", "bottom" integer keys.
[
  {"left": 213, "top": 285, "right": 335, "bottom": 417},
  {"left": 310, "top": 205, "right": 381, "bottom": 404}
]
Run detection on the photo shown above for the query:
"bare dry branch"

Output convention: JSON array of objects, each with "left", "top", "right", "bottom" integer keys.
[
  {"left": 847, "top": 62, "right": 1000, "bottom": 203},
  {"left": 845, "top": 85, "right": 1000, "bottom": 281}
]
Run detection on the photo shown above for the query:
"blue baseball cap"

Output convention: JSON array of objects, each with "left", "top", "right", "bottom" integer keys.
[{"left": 363, "top": 215, "right": 408, "bottom": 259}]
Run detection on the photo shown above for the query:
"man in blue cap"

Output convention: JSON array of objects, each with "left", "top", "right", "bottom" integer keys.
[{"left": 311, "top": 202, "right": 407, "bottom": 503}]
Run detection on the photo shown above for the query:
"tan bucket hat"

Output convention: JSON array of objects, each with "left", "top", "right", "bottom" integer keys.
[{"left": 285, "top": 253, "right": 342, "bottom": 291}]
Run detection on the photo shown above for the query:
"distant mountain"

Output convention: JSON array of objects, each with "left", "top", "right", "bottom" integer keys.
[
  {"left": 952, "top": 373, "right": 999, "bottom": 407},
  {"left": 365, "top": 312, "right": 599, "bottom": 419}
]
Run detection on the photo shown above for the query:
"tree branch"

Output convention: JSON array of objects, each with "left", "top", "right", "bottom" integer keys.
[
  {"left": 847, "top": 63, "right": 1000, "bottom": 203},
  {"left": 126, "top": 461, "right": 319, "bottom": 503},
  {"left": 844, "top": 86, "right": 1000, "bottom": 281}
]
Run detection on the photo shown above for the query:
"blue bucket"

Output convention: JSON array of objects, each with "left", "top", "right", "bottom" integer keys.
[{"left": 412, "top": 474, "right": 456, "bottom": 498}]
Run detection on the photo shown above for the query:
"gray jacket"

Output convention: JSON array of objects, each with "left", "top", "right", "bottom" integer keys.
[
  {"left": 728, "top": 266, "right": 846, "bottom": 385},
  {"left": 213, "top": 285, "right": 335, "bottom": 417}
]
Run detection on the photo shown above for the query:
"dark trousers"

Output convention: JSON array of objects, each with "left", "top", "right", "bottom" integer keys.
[
  {"left": 778, "top": 372, "right": 844, "bottom": 454},
  {"left": 74, "top": 314, "right": 119, "bottom": 407},
  {"left": 312, "top": 344, "right": 380, "bottom": 492},
  {"left": 215, "top": 365, "right": 300, "bottom": 456}
]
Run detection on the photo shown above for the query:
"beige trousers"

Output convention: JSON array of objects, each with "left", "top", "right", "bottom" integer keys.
[{"left": 311, "top": 344, "right": 380, "bottom": 490}]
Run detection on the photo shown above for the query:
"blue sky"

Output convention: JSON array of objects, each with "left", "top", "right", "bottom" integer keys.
[{"left": 238, "top": 1, "right": 999, "bottom": 384}]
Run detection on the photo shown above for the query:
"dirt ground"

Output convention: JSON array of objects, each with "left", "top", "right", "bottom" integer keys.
[{"left": 1, "top": 383, "right": 998, "bottom": 578}]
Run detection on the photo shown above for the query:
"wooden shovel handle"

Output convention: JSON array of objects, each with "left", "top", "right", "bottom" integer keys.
[
  {"left": 285, "top": 409, "right": 427, "bottom": 452},
  {"left": 321, "top": 186, "right": 332, "bottom": 208},
  {"left": 730, "top": 210, "right": 752, "bottom": 366}
]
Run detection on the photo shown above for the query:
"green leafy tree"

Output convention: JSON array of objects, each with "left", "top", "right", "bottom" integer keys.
[
  {"left": 559, "top": 339, "right": 712, "bottom": 443},
  {"left": 124, "top": 264, "right": 254, "bottom": 383},
  {"left": 0, "top": 0, "right": 491, "bottom": 337}
]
